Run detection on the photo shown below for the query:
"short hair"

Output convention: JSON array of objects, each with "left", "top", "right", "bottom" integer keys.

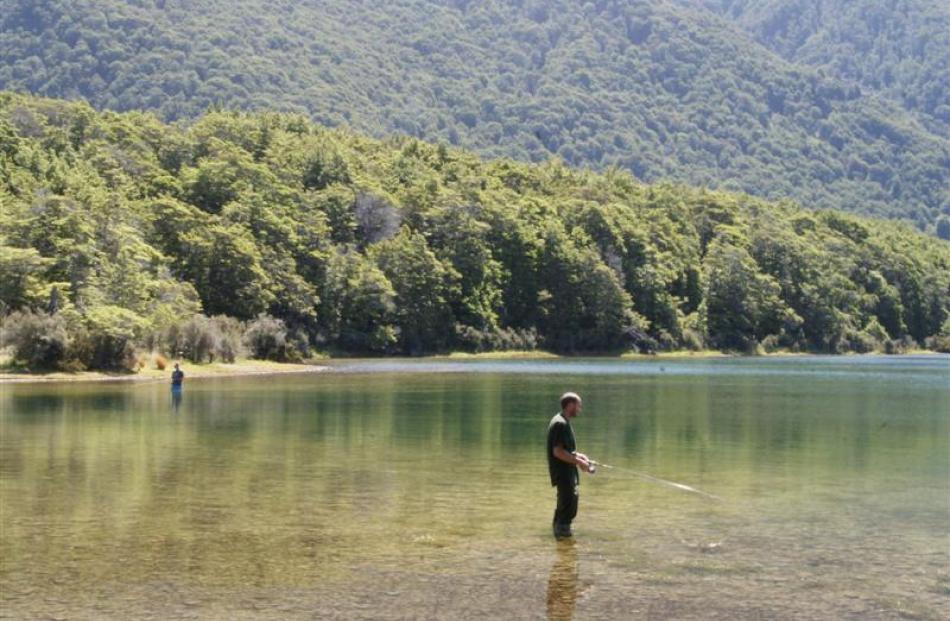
[{"left": 560, "top": 392, "right": 581, "bottom": 409}]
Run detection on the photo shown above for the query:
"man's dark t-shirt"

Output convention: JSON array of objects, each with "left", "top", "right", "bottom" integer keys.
[
  {"left": 171, "top": 369, "right": 184, "bottom": 386},
  {"left": 547, "top": 413, "right": 577, "bottom": 486}
]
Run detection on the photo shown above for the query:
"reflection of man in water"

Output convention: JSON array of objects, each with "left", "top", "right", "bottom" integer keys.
[
  {"left": 171, "top": 363, "right": 184, "bottom": 412},
  {"left": 546, "top": 539, "right": 579, "bottom": 621},
  {"left": 547, "top": 392, "right": 593, "bottom": 539}
]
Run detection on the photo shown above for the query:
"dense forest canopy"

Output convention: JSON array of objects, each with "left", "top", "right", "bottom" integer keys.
[
  {"left": 2, "top": 93, "right": 948, "bottom": 370},
  {"left": 1, "top": 0, "right": 947, "bottom": 232},
  {"left": 696, "top": 0, "right": 949, "bottom": 135}
]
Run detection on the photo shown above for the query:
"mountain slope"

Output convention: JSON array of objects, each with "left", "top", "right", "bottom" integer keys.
[
  {"left": 0, "top": 0, "right": 947, "bottom": 230},
  {"left": 695, "top": 0, "right": 949, "bottom": 136}
]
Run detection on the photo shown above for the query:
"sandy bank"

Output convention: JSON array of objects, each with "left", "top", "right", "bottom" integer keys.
[{"left": 0, "top": 360, "right": 329, "bottom": 384}]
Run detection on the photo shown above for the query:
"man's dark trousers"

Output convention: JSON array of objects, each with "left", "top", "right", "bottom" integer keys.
[{"left": 552, "top": 475, "right": 578, "bottom": 538}]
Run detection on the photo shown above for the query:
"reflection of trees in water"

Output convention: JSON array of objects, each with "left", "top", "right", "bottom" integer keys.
[
  {"left": 7, "top": 391, "right": 135, "bottom": 419},
  {"left": 546, "top": 539, "right": 578, "bottom": 621},
  {"left": 3, "top": 371, "right": 943, "bottom": 549}
]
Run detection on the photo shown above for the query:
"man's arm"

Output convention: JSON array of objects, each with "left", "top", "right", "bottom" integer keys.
[{"left": 553, "top": 444, "right": 593, "bottom": 472}]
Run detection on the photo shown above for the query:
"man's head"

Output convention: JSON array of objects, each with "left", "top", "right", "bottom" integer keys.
[
  {"left": 174, "top": 363, "right": 180, "bottom": 370},
  {"left": 560, "top": 392, "right": 582, "bottom": 418}
]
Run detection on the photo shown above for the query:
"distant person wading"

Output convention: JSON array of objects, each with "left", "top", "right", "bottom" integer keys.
[
  {"left": 171, "top": 363, "right": 184, "bottom": 388},
  {"left": 547, "top": 392, "right": 594, "bottom": 539},
  {"left": 170, "top": 363, "right": 184, "bottom": 412}
]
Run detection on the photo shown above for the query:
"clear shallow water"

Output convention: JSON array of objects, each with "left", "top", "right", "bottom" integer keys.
[{"left": 1, "top": 355, "right": 948, "bottom": 620}]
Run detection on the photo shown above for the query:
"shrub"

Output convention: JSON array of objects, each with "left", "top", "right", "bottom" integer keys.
[
  {"left": 57, "top": 357, "right": 87, "bottom": 373},
  {"left": 0, "top": 310, "right": 70, "bottom": 369},
  {"left": 655, "top": 330, "right": 677, "bottom": 352},
  {"left": 180, "top": 315, "right": 218, "bottom": 363},
  {"left": 287, "top": 327, "right": 311, "bottom": 361},
  {"left": 454, "top": 324, "right": 538, "bottom": 352},
  {"left": 455, "top": 324, "right": 493, "bottom": 352},
  {"left": 924, "top": 334, "right": 950, "bottom": 353},
  {"left": 210, "top": 315, "right": 244, "bottom": 362},
  {"left": 864, "top": 317, "right": 890, "bottom": 344},
  {"left": 680, "top": 328, "right": 705, "bottom": 352},
  {"left": 154, "top": 353, "right": 168, "bottom": 370},
  {"left": 622, "top": 326, "right": 658, "bottom": 354},
  {"left": 244, "top": 314, "right": 292, "bottom": 361},
  {"left": 81, "top": 306, "right": 147, "bottom": 371},
  {"left": 165, "top": 314, "right": 245, "bottom": 363},
  {"left": 760, "top": 334, "right": 782, "bottom": 353},
  {"left": 883, "top": 339, "right": 904, "bottom": 354},
  {"left": 838, "top": 328, "right": 881, "bottom": 354},
  {"left": 922, "top": 319, "right": 950, "bottom": 352}
]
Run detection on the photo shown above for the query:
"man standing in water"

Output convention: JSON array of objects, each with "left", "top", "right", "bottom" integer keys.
[
  {"left": 547, "top": 392, "right": 594, "bottom": 539},
  {"left": 172, "top": 362, "right": 185, "bottom": 414},
  {"left": 171, "top": 363, "right": 184, "bottom": 388},
  {"left": 170, "top": 363, "right": 184, "bottom": 412}
]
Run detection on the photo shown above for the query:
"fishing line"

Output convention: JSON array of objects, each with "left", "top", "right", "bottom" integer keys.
[
  {"left": 589, "top": 460, "right": 722, "bottom": 502},
  {"left": 588, "top": 459, "right": 729, "bottom": 553}
]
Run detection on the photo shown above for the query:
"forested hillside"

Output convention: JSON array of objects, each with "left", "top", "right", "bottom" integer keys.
[
  {"left": 2, "top": 94, "right": 948, "bottom": 370},
  {"left": 1, "top": 0, "right": 946, "bottom": 231},
  {"left": 698, "top": 0, "right": 949, "bottom": 136}
]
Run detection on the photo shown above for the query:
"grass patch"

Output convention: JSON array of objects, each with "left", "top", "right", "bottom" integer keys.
[{"left": 620, "top": 350, "right": 731, "bottom": 360}]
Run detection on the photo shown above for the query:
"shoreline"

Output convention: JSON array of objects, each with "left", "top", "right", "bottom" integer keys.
[
  {"left": 408, "top": 348, "right": 945, "bottom": 361},
  {"left": 0, "top": 360, "right": 330, "bottom": 385},
  {"left": 2, "top": 349, "right": 944, "bottom": 385}
]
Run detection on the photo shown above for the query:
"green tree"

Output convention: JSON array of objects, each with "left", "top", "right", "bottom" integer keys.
[
  {"left": 177, "top": 224, "right": 274, "bottom": 319},
  {"left": 536, "top": 224, "right": 636, "bottom": 352},
  {"left": 0, "top": 244, "right": 51, "bottom": 311},
  {"left": 319, "top": 249, "right": 397, "bottom": 353},
  {"left": 1, "top": 92, "right": 949, "bottom": 364},
  {"left": 370, "top": 228, "right": 458, "bottom": 354},
  {"left": 704, "top": 238, "right": 792, "bottom": 351}
]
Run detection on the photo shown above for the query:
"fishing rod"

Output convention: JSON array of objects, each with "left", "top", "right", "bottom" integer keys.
[{"left": 588, "top": 460, "right": 722, "bottom": 502}]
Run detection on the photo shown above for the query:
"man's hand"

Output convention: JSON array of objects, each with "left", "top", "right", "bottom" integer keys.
[
  {"left": 576, "top": 452, "right": 594, "bottom": 472},
  {"left": 574, "top": 453, "right": 594, "bottom": 473},
  {"left": 554, "top": 446, "right": 595, "bottom": 473}
]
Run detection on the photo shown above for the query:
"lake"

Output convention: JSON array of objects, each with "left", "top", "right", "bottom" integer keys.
[{"left": 1, "top": 356, "right": 948, "bottom": 620}]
